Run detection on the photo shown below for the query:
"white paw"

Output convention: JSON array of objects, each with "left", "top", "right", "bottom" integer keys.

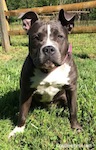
[{"left": 8, "top": 125, "right": 25, "bottom": 139}]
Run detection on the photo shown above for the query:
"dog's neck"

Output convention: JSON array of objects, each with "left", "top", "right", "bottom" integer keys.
[{"left": 62, "top": 44, "right": 72, "bottom": 64}]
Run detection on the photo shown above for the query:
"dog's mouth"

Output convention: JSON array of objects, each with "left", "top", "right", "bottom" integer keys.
[
  {"left": 40, "top": 60, "right": 60, "bottom": 73},
  {"left": 32, "top": 51, "right": 62, "bottom": 73}
]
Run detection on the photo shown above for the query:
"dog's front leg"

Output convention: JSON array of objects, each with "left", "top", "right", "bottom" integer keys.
[
  {"left": 8, "top": 89, "right": 33, "bottom": 138},
  {"left": 66, "top": 86, "right": 82, "bottom": 131},
  {"left": 18, "top": 95, "right": 32, "bottom": 127}
]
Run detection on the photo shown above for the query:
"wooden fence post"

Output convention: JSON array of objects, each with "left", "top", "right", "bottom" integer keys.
[
  {"left": 0, "top": 0, "right": 10, "bottom": 51},
  {"left": 2, "top": 0, "right": 10, "bottom": 31}
]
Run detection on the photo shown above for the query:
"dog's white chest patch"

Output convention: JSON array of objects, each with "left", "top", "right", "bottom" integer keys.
[{"left": 31, "top": 63, "right": 71, "bottom": 102}]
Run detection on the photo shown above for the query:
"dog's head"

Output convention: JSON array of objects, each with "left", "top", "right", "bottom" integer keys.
[{"left": 20, "top": 9, "right": 75, "bottom": 72}]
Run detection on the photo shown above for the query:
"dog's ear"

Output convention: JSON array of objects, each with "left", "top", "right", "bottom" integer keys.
[
  {"left": 58, "top": 9, "right": 75, "bottom": 33},
  {"left": 19, "top": 11, "right": 38, "bottom": 31}
]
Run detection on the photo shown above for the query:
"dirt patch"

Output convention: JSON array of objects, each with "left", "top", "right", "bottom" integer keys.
[
  {"left": 0, "top": 54, "right": 12, "bottom": 61},
  {"left": 88, "top": 54, "right": 96, "bottom": 59}
]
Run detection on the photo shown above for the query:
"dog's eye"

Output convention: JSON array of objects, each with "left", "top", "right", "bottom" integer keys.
[
  {"left": 32, "top": 35, "right": 39, "bottom": 40},
  {"left": 32, "top": 33, "right": 43, "bottom": 41},
  {"left": 58, "top": 35, "right": 64, "bottom": 39}
]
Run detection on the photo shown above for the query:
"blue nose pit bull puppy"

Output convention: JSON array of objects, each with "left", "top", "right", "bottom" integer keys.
[{"left": 9, "top": 9, "right": 82, "bottom": 138}]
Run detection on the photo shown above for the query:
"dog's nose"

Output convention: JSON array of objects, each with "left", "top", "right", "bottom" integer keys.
[{"left": 42, "top": 46, "right": 56, "bottom": 55}]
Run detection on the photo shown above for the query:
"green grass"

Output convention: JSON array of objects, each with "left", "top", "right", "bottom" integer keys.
[{"left": 0, "top": 33, "right": 96, "bottom": 150}]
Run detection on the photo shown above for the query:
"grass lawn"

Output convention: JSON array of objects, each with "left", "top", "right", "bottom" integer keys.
[{"left": 0, "top": 33, "right": 96, "bottom": 150}]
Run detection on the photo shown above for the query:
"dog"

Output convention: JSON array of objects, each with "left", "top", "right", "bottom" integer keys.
[{"left": 9, "top": 9, "right": 82, "bottom": 138}]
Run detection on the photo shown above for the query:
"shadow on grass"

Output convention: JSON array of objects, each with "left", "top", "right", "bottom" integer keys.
[
  {"left": 0, "top": 90, "right": 68, "bottom": 126},
  {"left": 0, "top": 90, "right": 20, "bottom": 125},
  {"left": 74, "top": 53, "right": 90, "bottom": 59}
]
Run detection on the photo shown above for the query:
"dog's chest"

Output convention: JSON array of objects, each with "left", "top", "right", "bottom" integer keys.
[{"left": 31, "top": 63, "right": 71, "bottom": 102}]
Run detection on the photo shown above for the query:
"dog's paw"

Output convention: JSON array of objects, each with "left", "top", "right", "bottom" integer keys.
[
  {"left": 71, "top": 123, "right": 83, "bottom": 132},
  {"left": 8, "top": 125, "right": 25, "bottom": 139}
]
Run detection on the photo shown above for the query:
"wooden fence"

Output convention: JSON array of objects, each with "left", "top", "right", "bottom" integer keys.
[{"left": 0, "top": 0, "right": 96, "bottom": 51}]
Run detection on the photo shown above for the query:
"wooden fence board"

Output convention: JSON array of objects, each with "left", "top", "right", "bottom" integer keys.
[
  {"left": 8, "top": 26, "right": 96, "bottom": 35},
  {"left": 72, "top": 26, "right": 96, "bottom": 34}
]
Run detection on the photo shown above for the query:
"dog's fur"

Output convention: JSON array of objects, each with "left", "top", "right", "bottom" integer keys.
[{"left": 9, "top": 9, "right": 82, "bottom": 138}]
